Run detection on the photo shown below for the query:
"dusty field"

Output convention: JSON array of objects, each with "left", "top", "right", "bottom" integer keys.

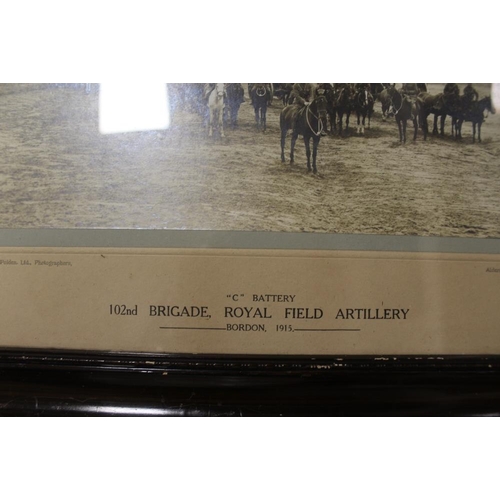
[{"left": 0, "top": 83, "right": 499, "bottom": 237}]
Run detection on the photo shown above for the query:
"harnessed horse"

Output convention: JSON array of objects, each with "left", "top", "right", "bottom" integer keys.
[
  {"left": 224, "top": 83, "right": 244, "bottom": 128},
  {"left": 280, "top": 94, "right": 328, "bottom": 174},
  {"left": 456, "top": 95, "right": 496, "bottom": 143},
  {"left": 418, "top": 92, "right": 457, "bottom": 140},
  {"left": 207, "top": 83, "right": 225, "bottom": 137},
  {"left": 273, "top": 83, "right": 293, "bottom": 106},
  {"left": 386, "top": 86, "right": 421, "bottom": 143},
  {"left": 333, "top": 85, "right": 352, "bottom": 136},
  {"left": 354, "top": 89, "right": 374, "bottom": 134},
  {"left": 250, "top": 84, "right": 270, "bottom": 131},
  {"left": 379, "top": 88, "right": 393, "bottom": 121}
]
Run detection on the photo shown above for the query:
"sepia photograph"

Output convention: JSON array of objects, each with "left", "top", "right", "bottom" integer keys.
[{"left": 0, "top": 83, "right": 498, "bottom": 238}]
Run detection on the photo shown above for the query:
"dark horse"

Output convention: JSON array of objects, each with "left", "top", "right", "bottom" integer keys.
[
  {"left": 386, "top": 86, "right": 422, "bottom": 142},
  {"left": 379, "top": 88, "right": 394, "bottom": 121},
  {"left": 456, "top": 95, "right": 496, "bottom": 143},
  {"left": 354, "top": 88, "right": 374, "bottom": 134},
  {"left": 273, "top": 83, "right": 293, "bottom": 105},
  {"left": 332, "top": 84, "right": 353, "bottom": 136},
  {"left": 280, "top": 95, "right": 328, "bottom": 174},
  {"left": 418, "top": 92, "right": 447, "bottom": 140},
  {"left": 250, "top": 84, "right": 270, "bottom": 131},
  {"left": 224, "top": 83, "right": 244, "bottom": 128}
]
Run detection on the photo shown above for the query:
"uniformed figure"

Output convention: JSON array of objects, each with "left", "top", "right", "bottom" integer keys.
[
  {"left": 463, "top": 84, "right": 479, "bottom": 106},
  {"left": 289, "top": 83, "right": 317, "bottom": 106},
  {"left": 442, "top": 83, "right": 460, "bottom": 111},
  {"left": 401, "top": 83, "right": 419, "bottom": 97},
  {"left": 332, "top": 83, "right": 348, "bottom": 93},
  {"left": 444, "top": 83, "right": 460, "bottom": 95},
  {"left": 355, "top": 83, "right": 370, "bottom": 92}
]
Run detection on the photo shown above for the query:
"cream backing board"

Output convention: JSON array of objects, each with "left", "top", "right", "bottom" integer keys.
[{"left": 0, "top": 246, "right": 499, "bottom": 355}]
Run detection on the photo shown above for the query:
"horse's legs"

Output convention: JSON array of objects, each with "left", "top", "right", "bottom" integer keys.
[
  {"left": 312, "top": 136, "right": 319, "bottom": 174},
  {"left": 422, "top": 112, "right": 428, "bottom": 140},
  {"left": 361, "top": 112, "right": 366, "bottom": 135},
  {"left": 219, "top": 107, "right": 224, "bottom": 138},
  {"left": 208, "top": 108, "right": 214, "bottom": 137},
  {"left": 413, "top": 117, "right": 418, "bottom": 141},
  {"left": 346, "top": 111, "right": 350, "bottom": 133},
  {"left": 262, "top": 107, "right": 267, "bottom": 132},
  {"left": 332, "top": 110, "right": 337, "bottom": 133},
  {"left": 304, "top": 136, "right": 312, "bottom": 172},
  {"left": 440, "top": 114, "right": 446, "bottom": 136},
  {"left": 396, "top": 119, "right": 402, "bottom": 142},
  {"left": 280, "top": 127, "right": 287, "bottom": 163},
  {"left": 356, "top": 111, "right": 361, "bottom": 134},
  {"left": 232, "top": 106, "right": 238, "bottom": 128},
  {"left": 254, "top": 106, "right": 260, "bottom": 128},
  {"left": 478, "top": 122, "right": 482, "bottom": 143},
  {"left": 472, "top": 122, "right": 476, "bottom": 143},
  {"left": 432, "top": 114, "right": 439, "bottom": 135},
  {"left": 290, "top": 130, "right": 299, "bottom": 164}
]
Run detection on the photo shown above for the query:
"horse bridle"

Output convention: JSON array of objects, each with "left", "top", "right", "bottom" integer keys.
[
  {"left": 213, "top": 84, "right": 225, "bottom": 99},
  {"left": 256, "top": 85, "right": 267, "bottom": 97},
  {"left": 305, "top": 98, "right": 326, "bottom": 137},
  {"left": 388, "top": 91, "right": 404, "bottom": 115}
]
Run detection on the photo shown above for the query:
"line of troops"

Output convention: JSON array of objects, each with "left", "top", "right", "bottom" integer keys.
[
  {"left": 168, "top": 83, "right": 482, "bottom": 127},
  {"left": 199, "top": 83, "right": 479, "bottom": 109}
]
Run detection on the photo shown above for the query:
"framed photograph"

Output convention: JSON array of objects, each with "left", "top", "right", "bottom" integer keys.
[{"left": 1, "top": 83, "right": 499, "bottom": 414}]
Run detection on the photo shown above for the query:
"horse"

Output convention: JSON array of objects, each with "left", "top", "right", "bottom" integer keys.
[
  {"left": 417, "top": 92, "right": 443, "bottom": 139},
  {"left": 354, "top": 88, "right": 374, "bottom": 134},
  {"left": 379, "top": 88, "right": 394, "bottom": 121},
  {"left": 333, "top": 84, "right": 353, "bottom": 136},
  {"left": 273, "top": 83, "right": 293, "bottom": 106},
  {"left": 370, "top": 84, "right": 391, "bottom": 100},
  {"left": 324, "top": 84, "right": 337, "bottom": 134},
  {"left": 432, "top": 86, "right": 461, "bottom": 136},
  {"left": 250, "top": 84, "right": 271, "bottom": 131},
  {"left": 224, "top": 83, "right": 244, "bottom": 128},
  {"left": 280, "top": 95, "right": 328, "bottom": 174},
  {"left": 207, "top": 83, "right": 225, "bottom": 137},
  {"left": 386, "top": 86, "right": 421, "bottom": 142},
  {"left": 456, "top": 95, "right": 496, "bottom": 143}
]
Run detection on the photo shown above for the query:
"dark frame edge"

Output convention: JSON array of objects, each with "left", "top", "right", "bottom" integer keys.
[{"left": 1, "top": 348, "right": 500, "bottom": 376}]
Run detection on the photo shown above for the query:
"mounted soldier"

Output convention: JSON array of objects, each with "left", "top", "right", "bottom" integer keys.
[
  {"left": 289, "top": 83, "right": 317, "bottom": 106},
  {"left": 355, "top": 83, "right": 371, "bottom": 92},
  {"left": 401, "top": 83, "right": 420, "bottom": 99},
  {"left": 441, "top": 83, "right": 461, "bottom": 114},
  {"left": 462, "top": 83, "right": 479, "bottom": 113}
]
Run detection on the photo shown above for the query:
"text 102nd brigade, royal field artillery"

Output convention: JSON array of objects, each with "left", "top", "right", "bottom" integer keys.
[{"left": 112, "top": 297, "right": 411, "bottom": 333}]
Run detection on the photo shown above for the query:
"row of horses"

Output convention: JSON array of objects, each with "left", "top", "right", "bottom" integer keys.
[
  {"left": 168, "top": 84, "right": 495, "bottom": 175},
  {"left": 378, "top": 85, "right": 496, "bottom": 143}
]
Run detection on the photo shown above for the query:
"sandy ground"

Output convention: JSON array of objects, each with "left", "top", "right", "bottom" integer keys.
[{"left": 0, "top": 83, "right": 499, "bottom": 237}]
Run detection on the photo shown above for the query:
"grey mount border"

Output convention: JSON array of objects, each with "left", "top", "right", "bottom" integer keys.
[{"left": 0, "top": 228, "right": 499, "bottom": 253}]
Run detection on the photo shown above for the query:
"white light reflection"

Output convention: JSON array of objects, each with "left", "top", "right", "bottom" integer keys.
[
  {"left": 493, "top": 83, "right": 500, "bottom": 112},
  {"left": 99, "top": 83, "right": 170, "bottom": 134}
]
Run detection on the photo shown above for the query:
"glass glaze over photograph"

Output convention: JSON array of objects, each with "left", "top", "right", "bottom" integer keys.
[{"left": 1, "top": 83, "right": 498, "bottom": 237}]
